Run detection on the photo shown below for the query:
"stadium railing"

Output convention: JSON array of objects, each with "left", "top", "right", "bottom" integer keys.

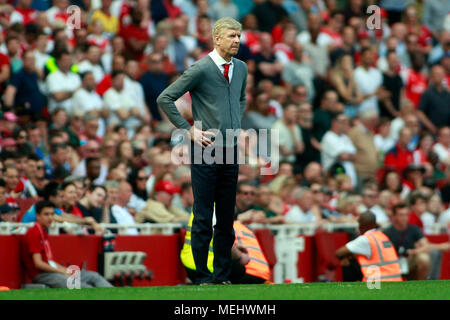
[{"left": 0, "top": 221, "right": 447, "bottom": 236}]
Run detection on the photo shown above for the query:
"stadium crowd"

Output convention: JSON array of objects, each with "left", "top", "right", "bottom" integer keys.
[{"left": 0, "top": 0, "right": 449, "bottom": 281}]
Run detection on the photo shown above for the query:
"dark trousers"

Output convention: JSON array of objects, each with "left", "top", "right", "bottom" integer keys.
[{"left": 190, "top": 142, "right": 239, "bottom": 284}]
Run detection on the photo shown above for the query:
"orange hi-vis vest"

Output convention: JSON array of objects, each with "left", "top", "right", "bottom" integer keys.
[
  {"left": 234, "top": 221, "right": 271, "bottom": 281},
  {"left": 357, "top": 230, "right": 403, "bottom": 282}
]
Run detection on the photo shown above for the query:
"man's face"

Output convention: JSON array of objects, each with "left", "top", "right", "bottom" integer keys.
[
  {"left": 438, "top": 127, "right": 450, "bottom": 146},
  {"left": 4, "top": 168, "right": 19, "bottom": 191},
  {"left": 431, "top": 66, "right": 445, "bottom": 87},
  {"left": 73, "top": 180, "right": 85, "bottom": 201},
  {"left": 412, "top": 198, "right": 427, "bottom": 215},
  {"left": 363, "top": 190, "right": 378, "bottom": 208},
  {"left": 106, "top": 187, "right": 119, "bottom": 205},
  {"left": 256, "top": 186, "right": 271, "bottom": 207},
  {"left": 215, "top": 28, "right": 241, "bottom": 57},
  {"left": 50, "top": 190, "right": 65, "bottom": 208},
  {"left": 87, "top": 160, "right": 101, "bottom": 180},
  {"left": 23, "top": 52, "right": 35, "bottom": 71},
  {"left": 310, "top": 184, "right": 324, "bottom": 204},
  {"left": 118, "top": 183, "right": 133, "bottom": 205},
  {"left": 84, "top": 141, "right": 100, "bottom": 158},
  {"left": 89, "top": 187, "right": 106, "bottom": 208},
  {"left": 83, "top": 73, "right": 96, "bottom": 91},
  {"left": 85, "top": 120, "right": 99, "bottom": 139},
  {"left": 36, "top": 207, "right": 54, "bottom": 228},
  {"left": 237, "top": 185, "right": 256, "bottom": 208},
  {"left": 393, "top": 208, "right": 409, "bottom": 229},
  {"left": 58, "top": 54, "right": 72, "bottom": 72},
  {"left": 284, "top": 105, "right": 298, "bottom": 123},
  {"left": 64, "top": 185, "right": 78, "bottom": 208},
  {"left": 298, "top": 191, "right": 314, "bottom": 211},
  {"left": 399, "top": 128, "right": 412, "bottom": 147},
  {"left": 25, "top": 159, "right": 37, "bottom": 179},
  {"left": 15, "top": 157, "right": 27, "bottom": 176},
  {"left": 28, "top": 128, "right": 41, "bottom": 146},
  {"left": 362, "top": 50, "right": 373, "bottom": 66},
  {"left": 157, "top": 191, "right": 173, "bottom": 208},
  {"left": 53, "top": 147, "right": 68, "bottom": 166}
]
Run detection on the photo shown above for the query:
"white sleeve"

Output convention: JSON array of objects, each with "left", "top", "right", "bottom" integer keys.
[
  {"left": 345, "top": 235, "right": 372, "bottom": 258},
  {"left": 46, "top": 73, "right": 61, "bottom": 93},
  {"left": 433, "top": 144, "right": 450, "bottom": 162}
]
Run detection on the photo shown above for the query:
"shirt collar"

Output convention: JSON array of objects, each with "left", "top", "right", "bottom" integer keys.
[{"left": 209, "top": 48, "right": 233, "bottom": 67}]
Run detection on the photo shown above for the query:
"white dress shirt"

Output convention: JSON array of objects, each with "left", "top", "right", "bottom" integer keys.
[{"left": 208, "top": 48, "right": 234, "bottom": 82}]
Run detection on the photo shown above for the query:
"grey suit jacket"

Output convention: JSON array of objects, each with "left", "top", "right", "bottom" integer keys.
[{"left": 157, "top": 54, "right": 248, "bottom": 147}]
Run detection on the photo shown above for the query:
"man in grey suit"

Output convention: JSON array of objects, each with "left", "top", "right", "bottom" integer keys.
[{"left": 157, "top": 17, "right": 248, "bottom": 285}]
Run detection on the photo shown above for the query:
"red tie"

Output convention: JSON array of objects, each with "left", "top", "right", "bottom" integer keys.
[{"left": 223, "top": 63, "right": 230, "bottom": 83}]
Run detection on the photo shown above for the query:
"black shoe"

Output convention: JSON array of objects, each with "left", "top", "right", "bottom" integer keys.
[
  {"left": 217, "top": 280, "right": 232, "bottom": 285},
  {"left": 199, "top": 282, "right": 215, "bottom": 286}
]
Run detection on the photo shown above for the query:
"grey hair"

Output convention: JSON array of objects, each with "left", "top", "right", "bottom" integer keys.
[
  {"left": 212, "top": 17, "right": 242, "bottom": 44},
  {"left": 293, "top": 187, "right": 309, "bottom": 200}
]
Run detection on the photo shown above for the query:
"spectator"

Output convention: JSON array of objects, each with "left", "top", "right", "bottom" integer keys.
[
  {"left": 289, "top": 0, "right": 314, "bottom": 33},
  {"left": 90, "top": 0, "right": 119, "bottom": 36},
  {"left": 167, "top": 18, "right": 196, "bottom": 73},
  {"left": 135, "top": 179, "right": 189, "bottom": 224},
  {"left": 384, "top": 127, "right": 414, "bottom": 175},
  {"left": 251, "top": 0, "right": 288, "bottom": 33},
  {"left": 253, "top": 32, "right": 282, "bottom": 85},
  {"left": 171, "top": 181, "right": 194, "bottom": 215},
  {"left": 329, "top": 53, "right": 363, "bottom": 119},
  {"left": 241, "top": 91, "right": 276, "bottom": 132},
  {"left": 320, "top": 113, "right": 357, "bottom": 187},
  {"left": 296, "top": 102, "right": 321, "bottom": 170},
  {"left": 432, "top": 126, "right": 450, "bottom": 167},
  {"left": 22, "top": 200, "right": 113, "bottom": 288},
  {"left": 110, "top": 180, "right": 138, "bottom": 234},
  {"left": 422, "top": 0, "right": 450, "bottom": 37},
  {"left": 401, "top": 50, "right": 427, "bottom": 109},
  {"left": 354, "top": 47, "right": 383, "bottom": 115},
  {"left": 383, "top": 202, "right": 431, "bottom": 280},
  {"left": 78, "top": 45, "right": 105, "bottom": 84},
  {"left": 210, "top": 0, "right": 238, "bottom": 22},
  {"left": 417, "top": 65, "right": 450, "bottom": 134},
  {"left": 297, "top": 13, "right": 329, "bottom": 78},
  {"left": 3, "top": 50, "right": 45, "bottom": 114},
  {"left": 281, "top": 42, "right": 315, "bottom": 102},
  {"left": 379, "top": 50, "right": 404, "bottom": 119},
  {"left": 348, "top": 109, "right": 379, "bottom": 185},
  {"left": 253, "top": 184, "right": 285, "bottom": 224},
  {"left": 119, "top": 6, "right": 150, "bottom": 61},
  {"left": 72, "top": 139, "right": 108, "bottom": 185},
  {"left": 77, "top": 184, "right": 106, "bottom": 223},
  {"left": 271, "top": 103, "right": 303, "bottom": 164},
  {"left": 312, "top": 89, "right": 342, "bottom": 142},
  {"left": 374, "top": 117, "right": 396, "bottom": 159},
  {"left": 72, "top": 72, "right": 107, "bottom": 122},
  {"left": 46, "top": 50, "right": 81, "bottom": 114},
  {"left": 140, "top": 52, "right": 169, "bottom": 121},
  {"left": 104, "top": 70, "right": 141, "bottom": 134},
  {"left": 285, "top": 187, "right": 315, "bottom": 224}
]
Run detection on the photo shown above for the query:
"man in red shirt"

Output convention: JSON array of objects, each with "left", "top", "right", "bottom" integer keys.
[
  {"left": 119, "top": 7, "right": 150, "bottom": 61},
  {"left": 22, "top": 200, "right": 113, "bottom": 288},
  {"left": 384, "top": 127, "right": 414, "bottom": 175}
]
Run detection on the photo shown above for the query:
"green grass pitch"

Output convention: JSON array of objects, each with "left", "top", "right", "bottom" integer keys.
[{"left": 0, "top": 281, "right": 449, "bottom": 300}]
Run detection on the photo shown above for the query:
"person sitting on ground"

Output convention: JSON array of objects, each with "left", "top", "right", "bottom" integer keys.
[
  {"left": 335, "top": 211, "right": 403, "bottom": 282},
  {"left": 21, "top": 200, "right": 113, "bottom": 288}
]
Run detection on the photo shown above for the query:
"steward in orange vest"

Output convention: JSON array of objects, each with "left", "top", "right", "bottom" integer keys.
[
  {"left": 181, "top": 213, "right": 271, "bottom": 284},
  {"left": 336, "top": 212, "right": 403, "bottom": 282}
]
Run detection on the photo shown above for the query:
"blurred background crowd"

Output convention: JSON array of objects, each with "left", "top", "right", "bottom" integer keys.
[{"left": 0, "top": 0, "right": 449, "bottom": 239}]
